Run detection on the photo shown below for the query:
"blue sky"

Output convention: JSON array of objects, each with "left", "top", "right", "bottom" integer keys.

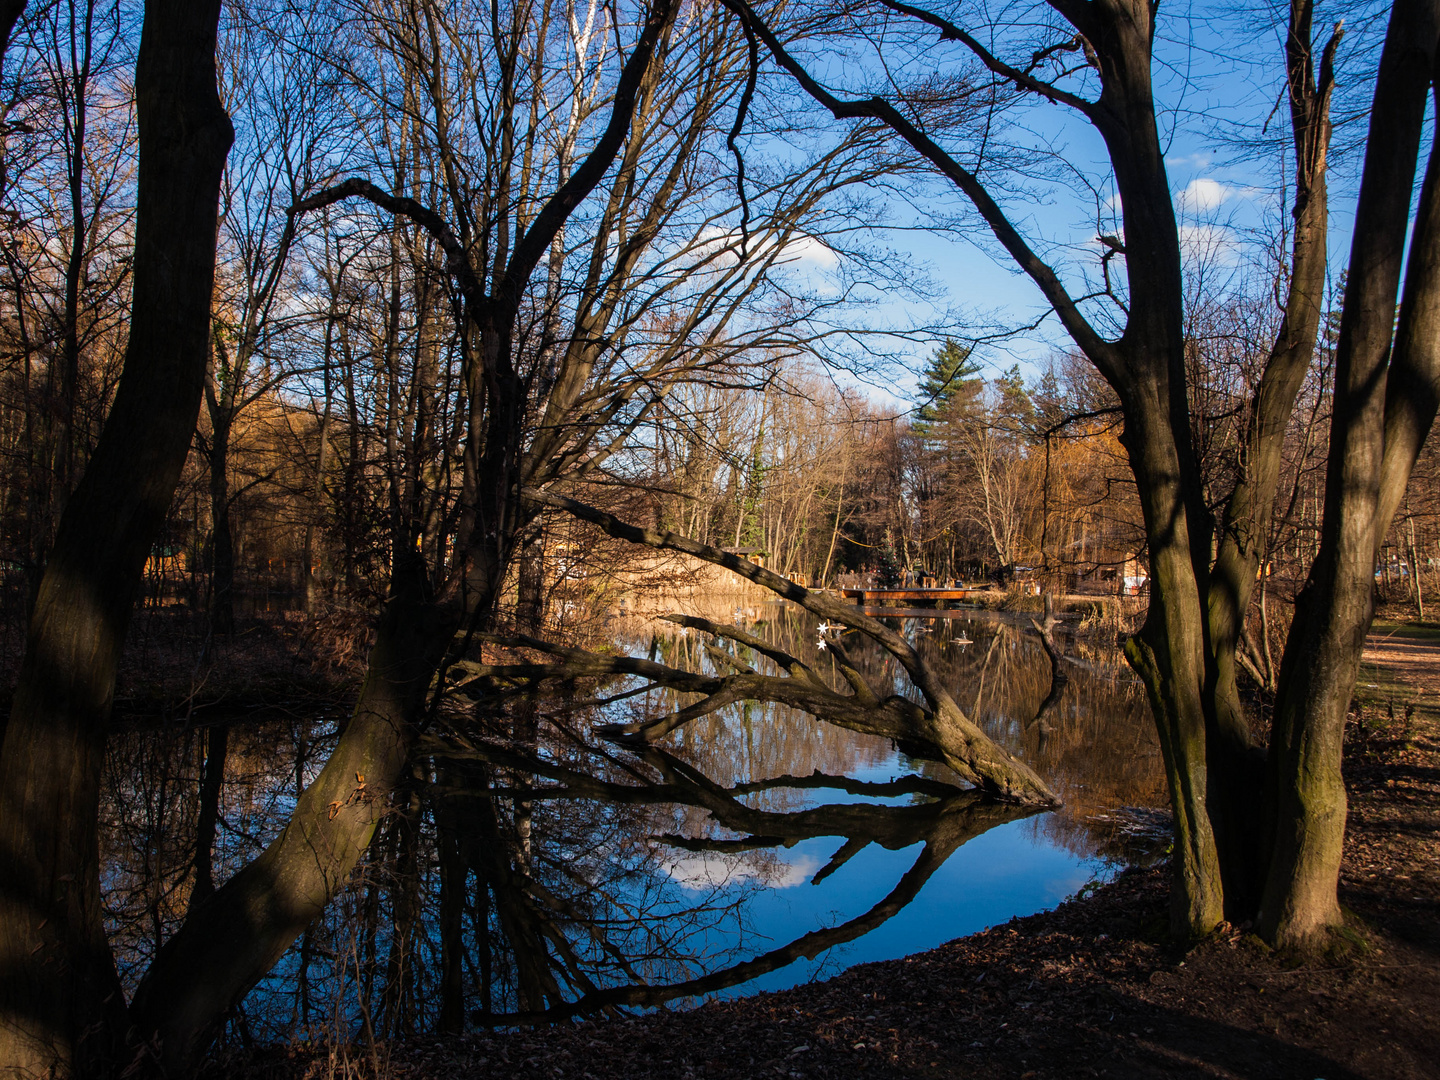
[{"left": 815, "top": 0, "right": 1401, "bottom": 413}]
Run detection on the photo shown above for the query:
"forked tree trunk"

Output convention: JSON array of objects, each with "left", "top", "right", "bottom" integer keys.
[
  {"left": 1261, "top": 0, "right": 1440, "bottom": 947},
  {"left": 0, "top": 1, "right": 233, "bottom": 1074},
  {"left": 1198, "top": 0, "right": 1338, "bottom": 924}
]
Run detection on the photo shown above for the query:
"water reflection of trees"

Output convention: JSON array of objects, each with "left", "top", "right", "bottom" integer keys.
[
  {"left": 615, "top": 606, "right": 1164, "bottom": 852},
  {"left": 98, "top": 714, "right": 1029, "bottom": 1040},
  {"left": 95, "top": 608, "right": 1160, "bottom": 1047},
  {"left": 429, "top": 735, "right": 1037, "bottom": 1024}
]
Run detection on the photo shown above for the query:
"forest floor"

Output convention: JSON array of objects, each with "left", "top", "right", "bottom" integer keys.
[{"left": 224, "top": 623, "right": 1440, "bottom": 1080}]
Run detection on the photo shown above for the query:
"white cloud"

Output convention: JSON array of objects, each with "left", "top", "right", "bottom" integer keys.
[
  {"left": 1165, "top": 152, "right": 1215, "bottom": 171},
  {"left": 663, "top": 850, "right": 822, "bottom": 891},
  {"left": 1178, "top": 223, "right": 1239, "bottom": 264},
  {"left": 1175, "top": 178, "right": 1234, "bottom": 213},
  {"left": 779, "top": 234, "right": 840, "bottom": 271},
  {"left": 683, "top": 225, "right": 838, "bottom": 274}
]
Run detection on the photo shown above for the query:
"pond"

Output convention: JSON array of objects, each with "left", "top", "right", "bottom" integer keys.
[{"left": 98, "top": 601, "right": 1166, "bottom": 1045}]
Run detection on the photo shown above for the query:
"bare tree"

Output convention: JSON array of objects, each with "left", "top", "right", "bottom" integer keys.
[
  {"left": 0, "top": 0, "right": 233, "bottom": 1074},
  {"left": 718, "top": 0, "right": 1440, "bottom": 949}
]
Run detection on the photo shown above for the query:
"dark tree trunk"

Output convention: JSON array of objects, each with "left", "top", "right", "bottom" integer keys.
[
  {"left": 0, "top": 0, "right": 24, "bottom": 56},
  {"left": 190, "top": 722, "right": 229, "bottom": 906},
  {"left": 304, "top": 298, "right": 338, "bottom": 614},
  {"left": 206, "top": 385, "right": 236, "bottom": 636},
  {"left": 52, "top": 0, "right": 94, "bottom": 531},
  {"left": 1202, "top": 0, "right": 1339, "bottom": 923},
  {"left": 436, "top": 784, "right": 467, "bottom": 1034},
  {"left": 1260, "top": 0, "right": 1440, "bottom": 947},
  {"left": 515, "top": 517, "right": 546, "bottom": 633},
  {"left": 0, "top": 1, "right": 232, "bottom": 1074}
]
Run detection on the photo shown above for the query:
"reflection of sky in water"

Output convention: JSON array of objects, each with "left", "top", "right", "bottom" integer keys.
[
  {"left": 647, "top": 730, "right": 1105, "bottom": 999},
  {"left": 615, "top": 605, "right": 1151, "bottom": 1001},
  {"left": 663, "top": 851, "right": 825, "bottom": 891},
  {"left": 97, "top": 601, "right": 1161, "bottom": 1030},
  {"left": 720, "top": 823, "right": 1099, "bottom": 997}
]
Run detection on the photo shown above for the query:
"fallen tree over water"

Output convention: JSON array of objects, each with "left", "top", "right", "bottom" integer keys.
[{"left": 519, "top": 489, "right": 1057, "bottom": 806}]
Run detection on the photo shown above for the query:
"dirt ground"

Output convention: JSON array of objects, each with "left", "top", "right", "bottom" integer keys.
[{"left": 221, "top": 627, "right": 1440, "bottom": 1080}]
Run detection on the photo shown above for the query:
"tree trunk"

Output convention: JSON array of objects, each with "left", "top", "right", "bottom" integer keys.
[
  {"left": 1120, "top": 383, "right": 1223, "bottom": 939},
  {"left": 0, "top": 1, "right": 232, "bottom": 1074},
  {"left": 1261, "top": 0, "right": 1440, "bottom": 948},
  {"left": 303, "top": 301, "right": 337, "bottom": 614},
  {"left": 130, "top": 560, "right": 459, "bottom": 1073},
  {"left": 515, "top": 516, "right": 546, "bottom": 633},
  {"left": 189, "top": 722, "right": 229, "bottom": 907},
  {"left": 206, "top": 382, "right": 236, "bottom": 636},
  {"left": 1203, "top": 0, "right": 1338, "bottom": 921},
  {"left": 436, "top": 781, "right": 467, "bottom": 1034}
]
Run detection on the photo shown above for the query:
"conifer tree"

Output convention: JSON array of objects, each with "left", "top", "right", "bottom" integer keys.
[{"left": 914, "top": 339, "right": 979, "bottom": 432}]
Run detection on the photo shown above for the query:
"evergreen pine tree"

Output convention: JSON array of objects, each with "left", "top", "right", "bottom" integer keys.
[{"left": 914, "top": 339, "right": 980, "bottom": 432}]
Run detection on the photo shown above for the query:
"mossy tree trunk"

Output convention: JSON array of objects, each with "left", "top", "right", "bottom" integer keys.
[{"left": 1260, "top": 0, "right": 1440, "bottom": 947}]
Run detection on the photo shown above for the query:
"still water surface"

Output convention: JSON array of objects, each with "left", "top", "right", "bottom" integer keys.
[{"left": 100, "top": 602, "right": 1165, "bottom": 1040}]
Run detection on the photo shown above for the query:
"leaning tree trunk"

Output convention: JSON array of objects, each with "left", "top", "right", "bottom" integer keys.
[
  {"left": 0, "top": 1, "right": 233, "bottom": 1075},
  {"left": 131, "top": 559, "right": 461, "bottom": 1072}
]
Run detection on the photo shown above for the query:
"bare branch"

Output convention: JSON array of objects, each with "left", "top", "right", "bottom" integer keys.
[
  {"left": 879, "top": 0, "right": 1097, "bottom": 114},
  {"left": 291, "top": 178, "right": 485, "bottom": 312},
  {"left": 716, "top": 0, "right": 1120, "bottom": 378}
]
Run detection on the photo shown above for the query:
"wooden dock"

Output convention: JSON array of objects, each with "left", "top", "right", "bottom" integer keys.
[{"left": 839, "top": 586, "right": 989, "bottom": 606}]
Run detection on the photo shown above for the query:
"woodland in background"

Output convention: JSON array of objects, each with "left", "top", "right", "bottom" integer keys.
[
  {"left": 2, "top": 0, "right": 1440, "bottom": 1076},
  {"left": 3, "top": 2, "right": 1438, "bottom": 641}
]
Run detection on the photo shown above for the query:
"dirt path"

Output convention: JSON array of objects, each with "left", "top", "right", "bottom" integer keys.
[{"left": 1362, "top": 622, "right": 1440, "bottom": 700}]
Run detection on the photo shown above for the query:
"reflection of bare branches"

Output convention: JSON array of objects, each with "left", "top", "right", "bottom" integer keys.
[
  {"left": 1028, "top": 595, "right": 1069, "bottom": 735},
  {"left": 512, "top": 489, "right": 1057, "bottom": 804},
  {"left": 426, "top": 733, "right": 1036, "bottom": 1025},
  {"left": 94, "top": 610, "right": 1162, "bottom": 1038},
  {"left": 451, "top": 622, "right": 1048, "bottom": 805}
]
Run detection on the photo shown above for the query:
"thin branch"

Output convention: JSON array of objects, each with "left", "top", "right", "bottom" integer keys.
[
  {"left": 717, "top": 0, "right": 1120, "bottom": 378},
  {"left": 879, "top": 0, "right": 1097, "bottom": 113}
]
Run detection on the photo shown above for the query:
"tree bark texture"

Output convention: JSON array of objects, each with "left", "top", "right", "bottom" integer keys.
[
  {"left": 1260, "top": 0, "right": 1440, "bottom": 947},
  {"left": 131, "top": 566, "right": 459, "bottom": 1072},
  {"left": 0, "top": 1, "right": 232, "bottom": 1075},
  {"left": 1200, "top": 0, "right": 1339, "bottom": 921},
  {"left": 1080, "top": 0, "right": 1224, "bottom": 938}
]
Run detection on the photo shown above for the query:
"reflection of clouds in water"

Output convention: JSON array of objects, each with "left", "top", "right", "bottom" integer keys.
[{"left": 663, "top": 851, "right": 822, "bottom": 892}]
